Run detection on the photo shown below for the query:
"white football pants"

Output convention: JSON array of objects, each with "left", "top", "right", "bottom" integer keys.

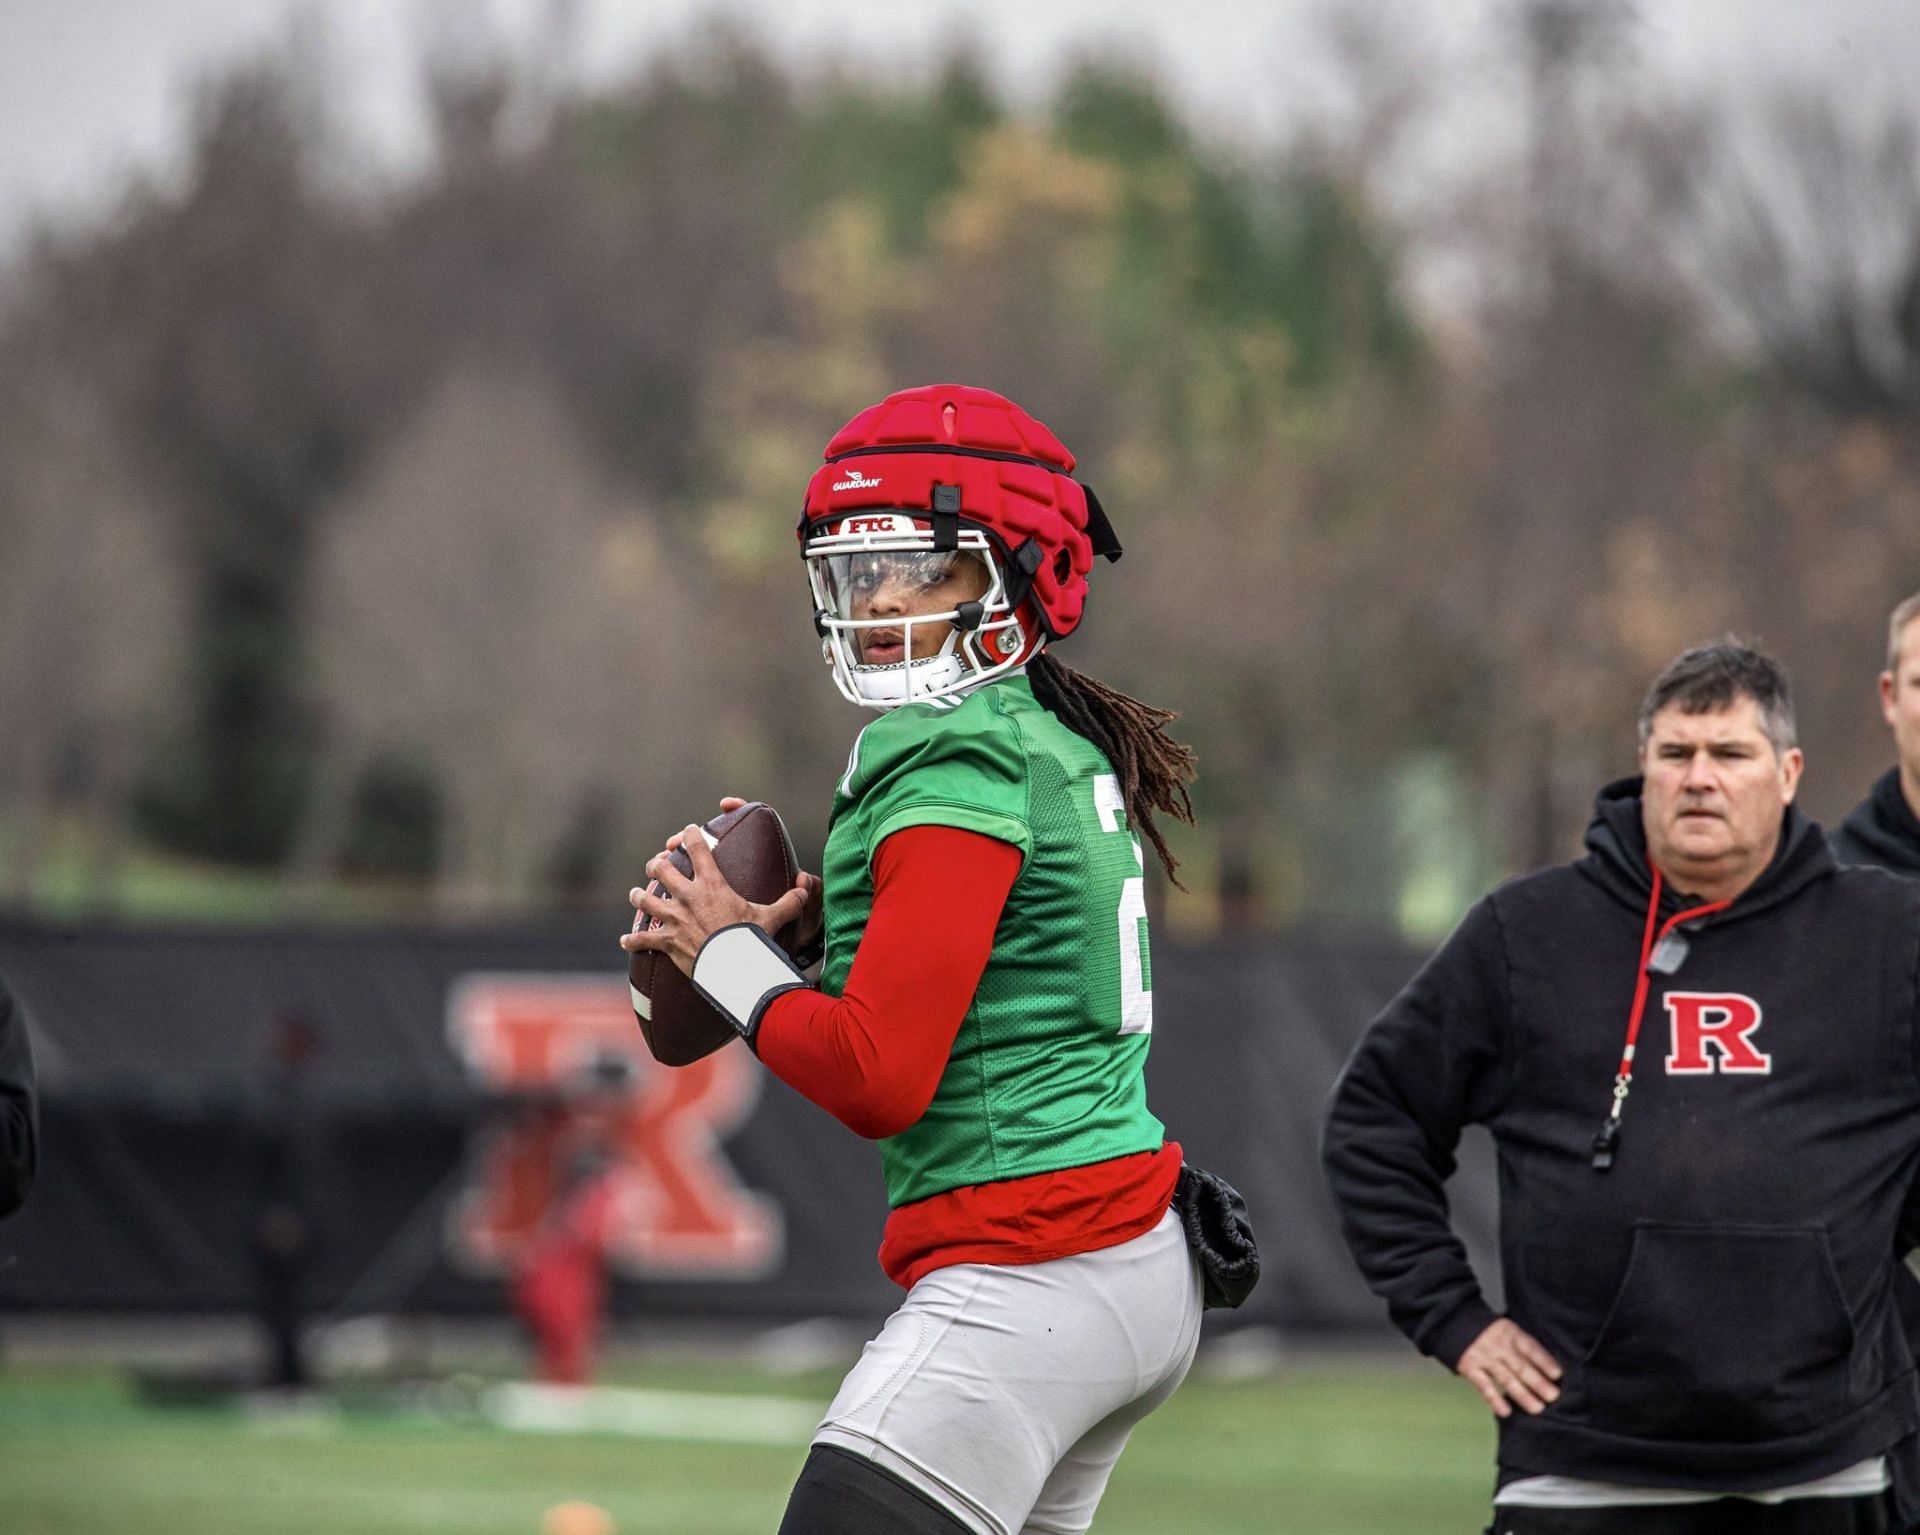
[{"left": 812, "top": 1208, "right": 1204, "bottom": 1535}]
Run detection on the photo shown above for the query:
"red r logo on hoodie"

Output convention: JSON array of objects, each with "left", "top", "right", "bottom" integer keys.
[{"left": 1664, "top": 992, "right": 1771, "bottom": 1075}]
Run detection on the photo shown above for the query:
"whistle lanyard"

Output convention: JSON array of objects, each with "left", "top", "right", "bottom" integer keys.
[{"left": 1591, "top": 866, "right": 1733, "bottom": 1170}]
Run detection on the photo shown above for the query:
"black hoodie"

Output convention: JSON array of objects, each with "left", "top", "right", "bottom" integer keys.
[
  {"left": 1323, "top": 778, "right": 1920, "bottom": 1505},
  {"left": 1833, "top": 768, "right": 1920, "bottom": 876},
  {"left": 0, "top": 972, "right": 36, "bottom": 1218}
]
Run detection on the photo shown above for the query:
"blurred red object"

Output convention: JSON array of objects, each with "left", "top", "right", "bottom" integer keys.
[{"left": 510, "top": 1153, "right": 617, "bottom": 1387}]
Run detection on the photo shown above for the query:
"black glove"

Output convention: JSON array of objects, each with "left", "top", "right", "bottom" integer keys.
[{"left": 1172, "top": 1163, "right": 1260, "bottom": 1310}]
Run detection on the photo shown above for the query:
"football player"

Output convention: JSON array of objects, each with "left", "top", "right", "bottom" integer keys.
[{"left": 622, "top": 385, "right": 1254, "bottom": 1535}]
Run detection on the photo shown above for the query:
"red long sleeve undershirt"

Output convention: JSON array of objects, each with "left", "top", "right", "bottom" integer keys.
[
  {"left": 756, "top": 825, "right": 1019, "bottom": 1138},
  {"left": 754, "top": 823, "right": 1182, "bottom": 1289}
]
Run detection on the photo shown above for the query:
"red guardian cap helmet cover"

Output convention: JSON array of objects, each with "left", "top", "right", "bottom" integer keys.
[{"left": 798, "top": 384, "right": 1122, "bottom": 710}]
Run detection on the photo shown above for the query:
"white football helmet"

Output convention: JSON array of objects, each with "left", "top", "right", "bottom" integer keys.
[{"left": 804, "top": 513, "right": 1035, "bottom": 709}]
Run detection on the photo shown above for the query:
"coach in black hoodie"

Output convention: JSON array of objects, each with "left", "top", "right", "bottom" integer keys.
[
  {"left": 0, "top": 970, "right": 38, "bottom": 1218},
  {"left": 1834, "top": 769, "right": 1920, "bottom": 875},
  {"left": 1832, "top": 592, "right": 1920, "bottom": 878},
  {"left": 1324, "top": 643, "right": 1920, "bottom": 1535}
]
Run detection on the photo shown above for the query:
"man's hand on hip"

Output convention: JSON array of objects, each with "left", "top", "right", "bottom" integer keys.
[{"left": 1457, "top": 1319, "right": 1562, "bottom": 1419}]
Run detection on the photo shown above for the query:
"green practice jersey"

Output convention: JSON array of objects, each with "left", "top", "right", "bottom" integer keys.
[{"left": 820, "top": 673, "right": 1164, "bottom": 1208}]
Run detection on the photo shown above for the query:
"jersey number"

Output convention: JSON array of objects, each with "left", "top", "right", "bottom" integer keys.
[{"left": 1095, "top": 775, "right": 1153, "bottom": 1035}]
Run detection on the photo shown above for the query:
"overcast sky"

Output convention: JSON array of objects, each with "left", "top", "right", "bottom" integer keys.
[{"left": 2, "top": 0, "right": 1915, "bottom": 248}]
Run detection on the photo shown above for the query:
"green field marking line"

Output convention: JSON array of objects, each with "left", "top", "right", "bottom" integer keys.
[{"left": 483, "top": 1383, "right": 820, "bottom": 1444}]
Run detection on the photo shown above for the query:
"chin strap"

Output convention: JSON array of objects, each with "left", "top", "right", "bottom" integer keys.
[{"left": 690, "top": 924, "right": 812, "bottom": 1052}]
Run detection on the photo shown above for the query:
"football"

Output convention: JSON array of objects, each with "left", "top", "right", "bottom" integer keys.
[{"left": 629, "top": 801, "right": 802, "bottom": 1065}]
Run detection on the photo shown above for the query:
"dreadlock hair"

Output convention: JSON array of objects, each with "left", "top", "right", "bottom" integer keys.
[{"left": 1027, "top": 651, "right": 1196, "bottom": 886}]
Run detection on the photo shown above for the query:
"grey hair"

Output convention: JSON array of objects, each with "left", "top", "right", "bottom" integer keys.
[
  {"left": 1636, "top": 639, "right": 1798, "bottom": 755},
  {"left": 1887, "top": 592, "right": 1920, "bottom": 676}
]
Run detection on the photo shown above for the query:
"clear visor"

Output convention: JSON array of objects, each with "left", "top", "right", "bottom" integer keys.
[
  {"left": 814, "top": 549, "right": 980, "bottom": 622},
  {"left": 803, "top": 529, "right": 1032, "bottom": 707}
]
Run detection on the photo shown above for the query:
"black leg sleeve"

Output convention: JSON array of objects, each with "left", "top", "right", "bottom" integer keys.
[{"left": 777, "top": 1445, "right": 975, "bottom": 1535}]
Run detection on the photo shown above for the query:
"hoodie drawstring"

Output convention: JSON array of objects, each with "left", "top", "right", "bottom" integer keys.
[{"left": 1591, "top": 867, "right": 1734, "bottom": 1171}]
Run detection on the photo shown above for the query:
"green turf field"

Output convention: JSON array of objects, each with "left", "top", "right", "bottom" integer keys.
[{"left": 0, "top": 1356, "right": 1496, "bottom": 1534}]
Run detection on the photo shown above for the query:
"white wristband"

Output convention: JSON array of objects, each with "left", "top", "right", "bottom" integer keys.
[{"left": 690, "top": 924, "right": 811, "bottom": 1045}]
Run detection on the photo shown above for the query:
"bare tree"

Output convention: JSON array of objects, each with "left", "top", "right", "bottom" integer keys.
[
  {"left": 1659, "top": 87, "right": 1920, "bottom": 418},
  {"left": 0, "top": 364, "right": 191, "bottom": 906},
  {"left": 303, "top": 367, "right": 709, "bottom": 913}
]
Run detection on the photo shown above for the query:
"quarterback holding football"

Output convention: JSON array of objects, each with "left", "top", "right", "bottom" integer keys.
[{"left": 621, "top": 384, "right": 1255, "bottom": 1535}]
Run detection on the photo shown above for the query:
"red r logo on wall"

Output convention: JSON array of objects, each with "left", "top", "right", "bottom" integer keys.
[
  {"left": 446, "top": 974, "right": 781, "bottom": 1279},
  {"left": 1664, "top": 992, "right": 1771, "bottom": 1075}
]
